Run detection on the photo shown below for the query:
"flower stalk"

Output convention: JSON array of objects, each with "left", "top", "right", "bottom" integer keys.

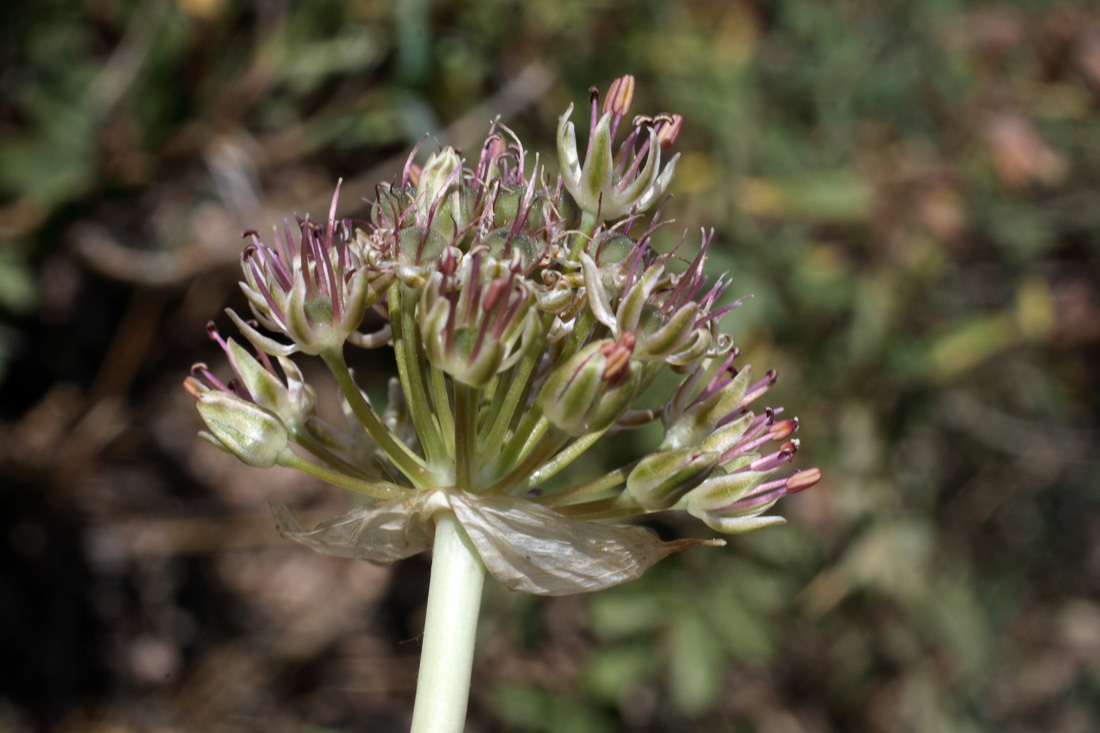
[{"left": 410, "top": 511, "right": 485, "bottom": 733}]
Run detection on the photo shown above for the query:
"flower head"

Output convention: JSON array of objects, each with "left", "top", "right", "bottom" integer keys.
[
  {"left": 187, "top": 79, "right": 819, "bottom": 595},
  {"left": 236, "top": 183, "right": 393, "bottom": 356},
  {"left": 419, "top": 247, "right": 538, "bottom": 387},
  {"left": 557, "top": 75, "right": 681, "bottom": 222}
]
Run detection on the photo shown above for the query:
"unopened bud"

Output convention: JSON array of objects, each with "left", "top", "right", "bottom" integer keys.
[
  {"left": 638, "top": 302, "right": 697, "bottom": 358},
  {"left": 663, "top": 366, "right": 752, "bottom": 449},
  {"left": 599, "top": 332, "right": 636, "bottom": 383},
  {"left": 542, "top": 340, "right": 640, "bottom": 436},
  {"left": 419, "top": 148, "right": 462, "bottom": 199},
  {"left": 604, "top": 75, "right": 635, "bottom": 117},
  {"left": 492, "top": 183, "right": 526, "bottom": 228},
  {"left": 371, "top": 184, "right": 416, "bottom": 229},
  {"left": 197, "top": 391, "right": 288, "bottom": 468},
  {"left": 417, "top": 147, "right": 471, "bottom": 239},
  {"left": 681, "top": 469, "right": 768, "bottom": 513},
  {"left": 626, "top": 447, "right": 718, "bottom": 510}
]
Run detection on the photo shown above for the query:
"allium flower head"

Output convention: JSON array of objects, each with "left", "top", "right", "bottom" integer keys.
[
  {"left": 557, "top": 74, "right": 681, "bottom": 223},
  {"left": 188, "top": 78, "right": 820, "bottom": 595},
  {"left": 234, "top": 183, "right": 394, "bottom": 356}
]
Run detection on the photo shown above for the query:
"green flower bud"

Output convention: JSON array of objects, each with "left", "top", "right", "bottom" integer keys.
[
  {"left": 695, "top": 412, "right": 754, "bottom": 455},
  {"left": 542, "top": 336, "right": 639, "bottom": 436},
  {"left": 595, "top": 233, "right": 636, "bottom": 265},
  {"left": 626, "top": 447, "right": 719, "bottom": 511},
  {"left": 396, "top": 226, "right": 449, "bottom": 268},
  {"left": 492, "top": 183, "right": 526, "bottom": 228},
  {"left": 638, "top": 303, "right": 698, "bottom": 359},
  {"left": 417, "top": 147, "right": 472, "bottom": 240},
  {"left": 371, "top": 184, "right": 415, "bottom": 229},
  {"left": 419, "top": 255, "right": 538, "bottom": 388},
  {"left": 483, "top": 228, "right": 540, "bottom": 269},
  {"left": 666, "top": 328, "right": 712, "bottom": 368},
  {"left": 224, "top": 339, "right": 316, "bottom": 430},
  {"left": 616, "top": 264, "right": 666, "bottom": 334},
  {"left": 680, "top": 470, "right": 768, "bottom": 515},
  {"left": 197, "top": 391, "right": 288, "bottom": 468},
  {"left": 663, "top": 365, "right": 752, "bottom": 448}
]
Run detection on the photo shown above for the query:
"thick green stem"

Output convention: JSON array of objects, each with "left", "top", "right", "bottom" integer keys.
[{"left": 410, "top": 511, "right": 486, "bottom": 733}]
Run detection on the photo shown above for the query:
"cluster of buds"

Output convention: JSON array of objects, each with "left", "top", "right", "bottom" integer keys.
[{"left": 189, "top": 76, "right": 820, "bottom": 595}]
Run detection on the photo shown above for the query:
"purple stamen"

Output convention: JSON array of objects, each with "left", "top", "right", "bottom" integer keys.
[
  {"left": 618, "top": 142, "right": 652, "bottom": 192},
  {"left": 191, "top": 363, "right": 234, "bottom": 396},
  {"left": 206, "top": 321, "right": 230, "bottom": 353},
  {"left": 263, "top": 231, "right": 293, "bottom": 290},
  {"left": 740, "top": 370, "right": 779, "bottom": 407},
  {"left": 224, "top": 377, "right": 252, "bottom": 401},
  {"left": 749, "top": 442, "right": 798, "bottom": 472},
  {"left": 490, "top": 274, "right": 520, "bottom": 340},
  {"left": 585, "top": 86, "right": 599, "bottom": 161},
  {"left": 700, "top": 352, "right": 739, "bottom": 400},
  {"left": 402, "top": 136, "right": 428, "bottom": 188},
  {"left": 244, "top": 248, "right": 286, "bottom": 324},
  {"left": 465, "top": 255, "right": 484, "bottom": 323},
  {"left": 326, "top": 181, "right": 345, "bottom": 320},
  {"left": 614, "top": 125, "right": 643, "bottom": 174},
  {"left": 698, "top": 296, "right": 751, "bottom": 326},
  {"left": 735, "top": 418, "right": 788, "bottom": 456},
  {"left": 718, "top": 485, "right": 787, "bottom": 513},
  {"left": 720, "top": 411, "right": 773, "bottom": 463}
]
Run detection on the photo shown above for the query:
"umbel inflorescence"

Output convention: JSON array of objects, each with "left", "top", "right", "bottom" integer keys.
[{"left": 186, "top": 77, "right": 820, "bottom": 595}]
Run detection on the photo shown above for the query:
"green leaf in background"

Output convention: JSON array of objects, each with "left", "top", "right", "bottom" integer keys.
[
  {"left": 490, "top": 683, "right": 614, "bottom": 733},
  {"left": 737, "top": 172, "right": 873, "bottom": 224},
  {"left": 0, "top": 250, "right": 38, "bottom": 314}
]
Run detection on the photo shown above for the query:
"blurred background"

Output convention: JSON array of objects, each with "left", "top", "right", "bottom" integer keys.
[{"left": 2, "top": 0, "right": 1099, "bottom": 730}]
